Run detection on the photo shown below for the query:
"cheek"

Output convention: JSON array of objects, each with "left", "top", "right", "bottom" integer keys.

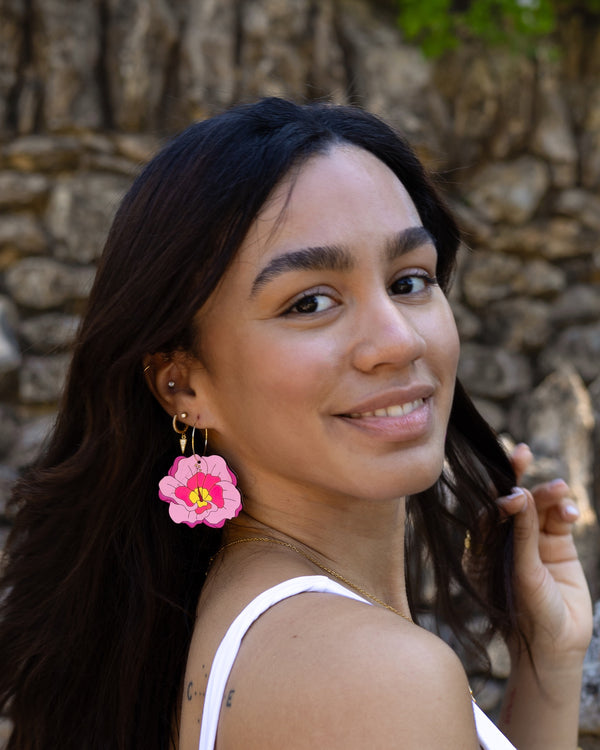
[
  {"left": 211, "top": 327, "right": 336, "bottom": 419},
  {"left": 425, "top": 303, "right": 460, "bottom": 380}
]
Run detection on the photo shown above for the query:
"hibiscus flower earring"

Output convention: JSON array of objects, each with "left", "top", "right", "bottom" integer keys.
[{"left": 158, "top": 414, "right": 242, "bottom": 528}]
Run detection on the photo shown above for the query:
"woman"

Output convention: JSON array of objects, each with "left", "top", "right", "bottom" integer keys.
[{"left": 0, "top": 98, "right": 592, "bottom": 749}]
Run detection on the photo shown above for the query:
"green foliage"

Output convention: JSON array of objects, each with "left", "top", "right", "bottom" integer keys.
[{"left": 396, "top": 0, "right": 587, "bottom": 56}]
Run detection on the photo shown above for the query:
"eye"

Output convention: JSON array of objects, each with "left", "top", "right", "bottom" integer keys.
[
  {"left": 285, "top": 292, "right": 337, "bottom": 315},
  {"left": 390, "top": 273, "right": 438, "bottom": 296}
]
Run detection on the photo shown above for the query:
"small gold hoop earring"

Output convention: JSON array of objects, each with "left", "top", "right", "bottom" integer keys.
[
  {"left": 191, "top": 424, "right": 208, "bottom": 458},
  {"left": 172, "top": 413, "right": 188, "bottom": 453}
]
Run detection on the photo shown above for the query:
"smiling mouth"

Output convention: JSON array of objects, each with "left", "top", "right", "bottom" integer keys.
[{"left": 345, "top": 398, "right": 426, "bottom": 419}]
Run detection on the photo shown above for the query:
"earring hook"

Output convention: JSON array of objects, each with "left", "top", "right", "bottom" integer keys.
[{"left": 191, "top": 423, "right": 208, "bottom": 460}]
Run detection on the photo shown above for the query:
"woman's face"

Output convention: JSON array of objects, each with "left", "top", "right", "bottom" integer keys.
[{"left": 191, "top": 145, "right": 460, "bottom": 507}]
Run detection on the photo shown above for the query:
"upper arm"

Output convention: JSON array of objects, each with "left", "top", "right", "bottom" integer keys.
[{"left": 215, "top": 594, "right": 480, "bottom": 750}]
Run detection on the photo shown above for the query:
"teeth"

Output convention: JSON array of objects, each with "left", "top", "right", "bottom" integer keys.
[{"left": 349, "top": 398, "right": 424, "bottom": 418}]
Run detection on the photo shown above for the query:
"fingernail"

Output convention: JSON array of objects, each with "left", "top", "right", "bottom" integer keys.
[
  {"left": 564, "top": 504, "right": 580, "bottom": 520},
  {"left": 497, "top": 487, "right": 525, "bottom": 504},
  {"left": 549, "top": 478, "right": 567, "bottom": 488}
]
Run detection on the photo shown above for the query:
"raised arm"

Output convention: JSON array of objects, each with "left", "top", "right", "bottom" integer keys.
[{"left": 496, "top": 444, "right": 593, "bottom": 750}]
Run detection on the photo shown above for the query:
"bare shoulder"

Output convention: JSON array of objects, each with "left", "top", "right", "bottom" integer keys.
[{"left": 216, "top": 591, "right": 479, "bottom": 749}]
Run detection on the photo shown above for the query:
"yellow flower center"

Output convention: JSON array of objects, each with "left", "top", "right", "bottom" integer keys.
[{"left": 189, "top": 487, "right": 212, "bottom": 509}]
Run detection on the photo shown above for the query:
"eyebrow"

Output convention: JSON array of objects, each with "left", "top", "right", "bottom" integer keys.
[
  {"left": 385, "top": 225, "right": 435, "bottom": 261},
  {"left": 250, "top": 225, "right": 435, "bottom": 297}
]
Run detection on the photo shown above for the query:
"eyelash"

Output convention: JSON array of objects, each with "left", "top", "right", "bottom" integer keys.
[
  {"left": 390, "top": 272, "right": 438, "bottom": 297},
  {"left": 284, "top": 288, "right": 336, "bottom": 316},
  {"left": 283, "top": 273, "right": 438, "bottom": 316}
]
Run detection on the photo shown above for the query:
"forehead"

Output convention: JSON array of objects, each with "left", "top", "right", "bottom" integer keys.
[{"left": 239, "top": 145, "right": 423, "bottom": 264}]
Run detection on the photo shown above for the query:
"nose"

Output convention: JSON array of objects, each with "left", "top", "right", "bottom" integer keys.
[{"left": 350, "top": 295, "right": 427, "bottom": 373}]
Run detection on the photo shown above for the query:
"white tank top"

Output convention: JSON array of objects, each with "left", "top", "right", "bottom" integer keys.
[{"left": 197, "top": 575, "right": 517, "bottom": 750}]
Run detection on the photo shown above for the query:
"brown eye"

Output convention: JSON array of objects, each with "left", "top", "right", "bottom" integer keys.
[
  {"left": 390, "top": 274, "right": 437, "bottom": 296},
  {"left": 287, "top": 293, "right": 336, "bottom": 315}
]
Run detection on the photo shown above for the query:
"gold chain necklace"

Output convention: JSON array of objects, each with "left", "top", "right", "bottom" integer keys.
[
  {"left": 211, "top": 535, "right": 412, "bottom": 623},
  {"left": 211, "top": 537, "right": 479, "bottom": 703}
]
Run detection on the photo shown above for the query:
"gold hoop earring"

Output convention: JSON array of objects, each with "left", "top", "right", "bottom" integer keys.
[
  {"left": 158, "top": 416, "right": 241, "bottom": 528},
  {"left": 172, "top": 413, "right": 188, "bottom": 453},
  {"left": 191, "top": 424, "right": 208, "bottom": 459}
]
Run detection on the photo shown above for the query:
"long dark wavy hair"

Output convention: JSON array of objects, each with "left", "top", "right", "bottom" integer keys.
[{"left": 0, "top": 98, "right": 516, "bottom": 749}]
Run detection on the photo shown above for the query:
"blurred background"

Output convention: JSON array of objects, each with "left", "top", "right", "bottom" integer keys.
[{"left": 0, "top": 0, "right": 599, "bottom": 744}]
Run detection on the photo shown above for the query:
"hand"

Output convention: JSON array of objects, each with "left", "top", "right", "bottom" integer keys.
[{"left": 498, "top": 443, "right": 593, "bottom": 665}]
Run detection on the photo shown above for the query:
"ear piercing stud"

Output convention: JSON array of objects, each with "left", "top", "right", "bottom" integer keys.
[{"left": 168, "top": 381, "right": 175, "bottom": 388}]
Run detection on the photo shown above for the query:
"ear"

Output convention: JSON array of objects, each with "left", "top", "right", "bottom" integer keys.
[{"left": 142, "top": 352, "right": 218, "bottom": 429}]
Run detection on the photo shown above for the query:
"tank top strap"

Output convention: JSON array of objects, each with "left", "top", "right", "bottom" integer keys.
[
  {"left": 197, "top": 574, "right": 517, "bottom": 750},
  {"left": 198, "top": 575, "right": 369, "bottom": 750}
]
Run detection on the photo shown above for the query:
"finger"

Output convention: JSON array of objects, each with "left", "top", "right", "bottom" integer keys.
[
  {"left": 498, "top": 482, "right": 580, "bottom": 534},
  {"left": 507, "top": 488, "right": 543, "bottom": 573},
  {"left": 529, "top": 478, "right": 570, "bottom": 506},
  {"left": 529, "top": 479, "right": 580, "bottom": 529},
  {"left": 496, "top": 486, "right": 529, "bottom": 519},
  {"left": 543, "top": 502, "right": 580, "bottom": 536},
  {"left": 510, "top": 443, "right": 533, "bottom": 485}
]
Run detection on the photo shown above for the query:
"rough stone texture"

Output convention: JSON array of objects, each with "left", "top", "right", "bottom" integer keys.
[
  {"left": 463, "top": 156, "right": 550, "bottom": 225},
  {"left": 0, "top": 213, "right": 47, "bottom": 257},
  {"left": 530, "top": 64, "right": 578, "bottom": 187},
  {"left": 461, "top": 251, "right": 566, "bottom": 308},
  {"left": 591, "top": 376, "right": 600, "bottom": 521},
  {"left": 0, "top": 0, "right": 598, "bottom": 739},
  {"left": 19, "top": 312, "right": 80, "bottom": 353},
  {"left": 582, "top": 84, "right": 600, "bottom": 190},
  {"left": 0, "top": 296, "right": 20, "bottom": 377},
  {"left": 177, "top": 0, "right": 240, "bottom": 123},
  {"left": 538, "top": 322, "right": 600, "bottom": 385},
  {"left": 0, "top": 404, "right": 19, "bottom": 460},
  {"left": 522, "top": 367, "right": 595, "bottom": 503},
  {"left": 18, "top": 353, "right": 70, "bottom": 404},
  {"left": 433, "top": 49, "right": 536, "bottom": 165},
  {"left": 555, "top": 188, "right": 600, "bottom": 232},
  {"left": 31, "top": 0, "right": 103, "bottom": 132},
  {"left": 4, "top": 412, "right": 55, "bottom": 471},
  {"left": 486, "top": 218, "right": 587, "bottom": 260},
  {"left": 481, "top": 297, "right": 551, "bottom": 352},
  {"left": 46, "top": 174, "right": 129, "bottom": 262},
  {"left": 458, "top": 343, "right": 532, "bottom": 399},
  {"left": 4, "top": 257, "right": 95, "bottom": 309},
  {"left": 0, "top": 172, "right": 49, "bottom": 209},
  {"left": 522, "top": 367, "right": 599, "bottom": 596},
  {"left": 106, "top": 0, "right": 178, "bottom": 131},
  {"left": 0, "top": 0, "right": 25, "bottom": 133},
  {"left": 0, "top": 464, "right": 18, "bottom": 521},
  {"left": 338, "top": 0, "right": 438, "bottom": 154},
  {"left": 550, "top": 285, "right": 600, "bottom": 327},
  {"left": 461, "top": 251, "right": 523, "bottom": 307},
  {"left": 4, "top": 135, "right": 81, "bottom": 172}
]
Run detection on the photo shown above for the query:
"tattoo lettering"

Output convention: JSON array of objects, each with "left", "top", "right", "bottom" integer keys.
[
  {"left": 187, "top": 681, "right": 194, "bottom": 701},
  {"left": 226, "top": 689, "right": 235, "bottom": 707}
]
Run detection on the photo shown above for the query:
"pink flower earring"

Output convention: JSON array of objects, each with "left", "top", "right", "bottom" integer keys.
[{"left": 158, "top": 415, "right": 242, "bottom": 528}]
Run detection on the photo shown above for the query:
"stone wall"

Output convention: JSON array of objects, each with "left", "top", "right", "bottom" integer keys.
[{"left": 0, "top": 0, "right": 599, "bottom": 743}]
